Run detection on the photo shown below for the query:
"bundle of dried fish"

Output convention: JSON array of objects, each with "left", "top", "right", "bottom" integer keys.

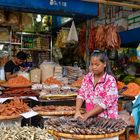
[
  {"left": 0, "top": 124, "right": 55, "bottom": 140},
  {"left": 45, "top": 116, "right": 127, "bottom": 135}
]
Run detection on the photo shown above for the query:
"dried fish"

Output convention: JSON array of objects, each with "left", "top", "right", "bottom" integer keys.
[{"left": 45, "top": 116, "right": 127, "bottom": 135}]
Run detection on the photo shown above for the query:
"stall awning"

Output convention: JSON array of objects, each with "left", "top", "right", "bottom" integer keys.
[
  {"left": 120, "top": 28, "right": 140, "bottom": 47},
  {"left": 0, "top": 0, "right": 98, "bottom": 17}
]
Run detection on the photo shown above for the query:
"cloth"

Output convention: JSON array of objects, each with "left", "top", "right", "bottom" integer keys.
[
  {"left": 77, "top": 72, "right": 118, "bottom": 119},
  {"left": 132, "top": 95, "right": 140, "bottom": 134}
]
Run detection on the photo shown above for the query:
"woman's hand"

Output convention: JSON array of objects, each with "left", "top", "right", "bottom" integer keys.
[
  {"left": 81, "top": 113, "right": 90, "bottom": 121},
  {"left": 74, "top": 110, "right": 83, "bottom": 119}
]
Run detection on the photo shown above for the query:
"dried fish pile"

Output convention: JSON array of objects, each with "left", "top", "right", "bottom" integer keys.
[
  {"left": 45, "top": 116, "right": 127, "bottom": 135},
  {"left": 33, "top": 105, "right": 76, "bottom": 112},
  {"left": 0, "top": 98, "right": 29, "bottom": 116},
  {"left": 0, "top": 125, "right": 54, "bottom": 140}
]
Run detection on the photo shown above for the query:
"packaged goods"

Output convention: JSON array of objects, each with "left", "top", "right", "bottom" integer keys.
[
  {"left": 67, "top": 21, "right": 78, "bottom": 43},
  {"left": 30, "top": 68, "right": 41, "bottom": 83},
  {"left": 40, "top": 61, "right": 54, "bottom": 82},
  {"left": 18, "top": 71, "right": 30, "bottom": 81}
]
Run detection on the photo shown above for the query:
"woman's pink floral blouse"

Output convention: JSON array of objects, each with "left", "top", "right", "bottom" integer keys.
[{"left": 77, "top": 72, "right": 118, "bottom": 119}]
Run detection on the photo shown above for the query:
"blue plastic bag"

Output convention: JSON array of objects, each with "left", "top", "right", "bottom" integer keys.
[{"left": 132, "top": 95, "right": 140, "bottom": 134}]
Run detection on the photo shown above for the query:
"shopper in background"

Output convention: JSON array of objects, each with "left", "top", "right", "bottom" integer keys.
[
  {"left": 74, "top": 50, "right": 118, "bottom": 121},
  {"left": 4, "top": 51, "right": 27, "bottom": 80}
]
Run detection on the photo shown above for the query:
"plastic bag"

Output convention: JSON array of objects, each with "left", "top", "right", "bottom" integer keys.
[
  {"left": 67, "top": 21, "right": 78, "bottom": 43},
  {"left": 30, "top": 68, "right": 41, "bottom": 83},
  {"left": 40, "top": 61, "right": 55, "bottom": 82},
  {"left": 18, "top": 71, "right": 30, "bottom": 80}
]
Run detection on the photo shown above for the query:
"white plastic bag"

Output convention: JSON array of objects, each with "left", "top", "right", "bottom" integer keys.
[{"left": 67, "top": 21, "right": 78, "bottom": 42}]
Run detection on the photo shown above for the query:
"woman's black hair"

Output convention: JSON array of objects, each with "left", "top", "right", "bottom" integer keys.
[
  {"left": 91, "top": 50, "right": 115, "bottom": 77},
  {"left": 16, "top": 51, "right": 27, "bottom": 60}
]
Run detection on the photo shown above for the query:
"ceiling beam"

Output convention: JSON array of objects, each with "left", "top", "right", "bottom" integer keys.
[
  {"left": 82, "top": 0, "right": 140, "bottom": 9},
  {"left": 126, "top": 0, "right": 140, "bottom": 2}
]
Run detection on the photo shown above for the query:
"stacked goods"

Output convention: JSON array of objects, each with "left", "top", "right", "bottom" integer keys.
[
  {"left": 33, "top": 105, "right": 75, "bottom": 112},
  {"left": 128, "top": 10, "right": 140, "bottom": 30},
  {"left": 54, "top": 65, "right": 63, "bottom": 79},
  {"left": 55, "top": 29, "right": 69, "bottom": 48},
  {"left": 40, "top": 62, "right": 54, "bottom": 82},
  {"left": 70, "top": 75, "right": 84, "bottom": 88},
  {"left": 0, "top": 98, "right": 29, "bottom": 118},
  {"left": 121, "top": 83, "right": 140, "bottom": 97},
  {"left": 65, "top": 66, "right": 82, "bottom": 84},
  {"left": 45, "top": 116, "right": 127, "bottom": 135},
  {"left": 40, "top": 85, "right": 60, "bottom": 96},
  {"left": 36, "top": 37, "right": 49, "bottom": 50},
  {"left": 36, "top": 37, "right": 42, "bottom": 49},
  {"left": 0, "top": 88, "right": 38, "bottom": 98},
  {"left": 44, "top": 77, "right": 62, "bottom": 86},
  {"left": 33, "top": 105, "right": 83, "bottom": 116},
  {"left": 39, "top": 85, "right": 77, "bottom": 100},
  {"left": 0, "top": 125, "right": 53, "bottom": 140},
  {"left": 30, "top": 68, "right": 41, "bottom": 83},
  {"left": 5, "top": 76, "right": 31, "bottom": 87}
]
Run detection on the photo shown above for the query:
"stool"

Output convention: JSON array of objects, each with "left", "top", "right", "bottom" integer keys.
[
  {"left": 125, "top": 125, "right": 135, "bottom": 140},
  {"left": 125, "top": 116, "right": 135, "bottom": 140}
]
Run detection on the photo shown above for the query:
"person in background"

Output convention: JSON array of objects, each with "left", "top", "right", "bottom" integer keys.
[
  {"left": 74, "top": 50, "right": 118, "bottom": 121},
  {"left": 4, "top": 51, "right": 27, "bottom": 80}
]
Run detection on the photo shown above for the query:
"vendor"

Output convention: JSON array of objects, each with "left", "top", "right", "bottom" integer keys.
[
  {"left": 4, "top": 51, "right": 27, "bottom": 80},
  {"left": 74, "top": 50, "right": 118, "bottom": 121}
]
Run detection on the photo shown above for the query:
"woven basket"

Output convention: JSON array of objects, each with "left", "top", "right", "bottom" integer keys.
[
  {"left": 48, "top": 129, "right": 125, "bottom": 139},
  {"left": 0, "top": 115, "right": 21, "bottom": 120},
  {"left": 1, "top": 83, "right": 31, "bottom": 88}
]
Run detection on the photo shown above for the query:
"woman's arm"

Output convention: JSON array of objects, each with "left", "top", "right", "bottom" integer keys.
[
  {"left": 82, "top": 105, "right": 104, "bottom": 121},
  {"left": 74, "top": 98, "right": 84, "bottom": 119}
]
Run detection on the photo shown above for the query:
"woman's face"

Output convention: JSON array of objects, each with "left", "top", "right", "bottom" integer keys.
[{"left": 90, "top": 56, "right": 106, "bottom": 75}]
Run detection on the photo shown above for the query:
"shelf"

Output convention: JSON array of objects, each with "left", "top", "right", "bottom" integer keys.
[
  {"left": 0, "top": 41, "right": 21, "bottom": 45},
  {"left": 18, "top": 48, "right": 51, "bottom": 52},
  {"left": 0, "top": 41, "right": 10, "bottom": 44},
  {"left": 11, "top": 42, "right": 22, "bottom": 45},
  {"left": 16, "top": 32, "right": 51, "bottom": 37}
]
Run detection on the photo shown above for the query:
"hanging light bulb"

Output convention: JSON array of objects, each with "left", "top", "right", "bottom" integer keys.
[{"left": 36, "top": 14, "right": 41, "bottom": 22}]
